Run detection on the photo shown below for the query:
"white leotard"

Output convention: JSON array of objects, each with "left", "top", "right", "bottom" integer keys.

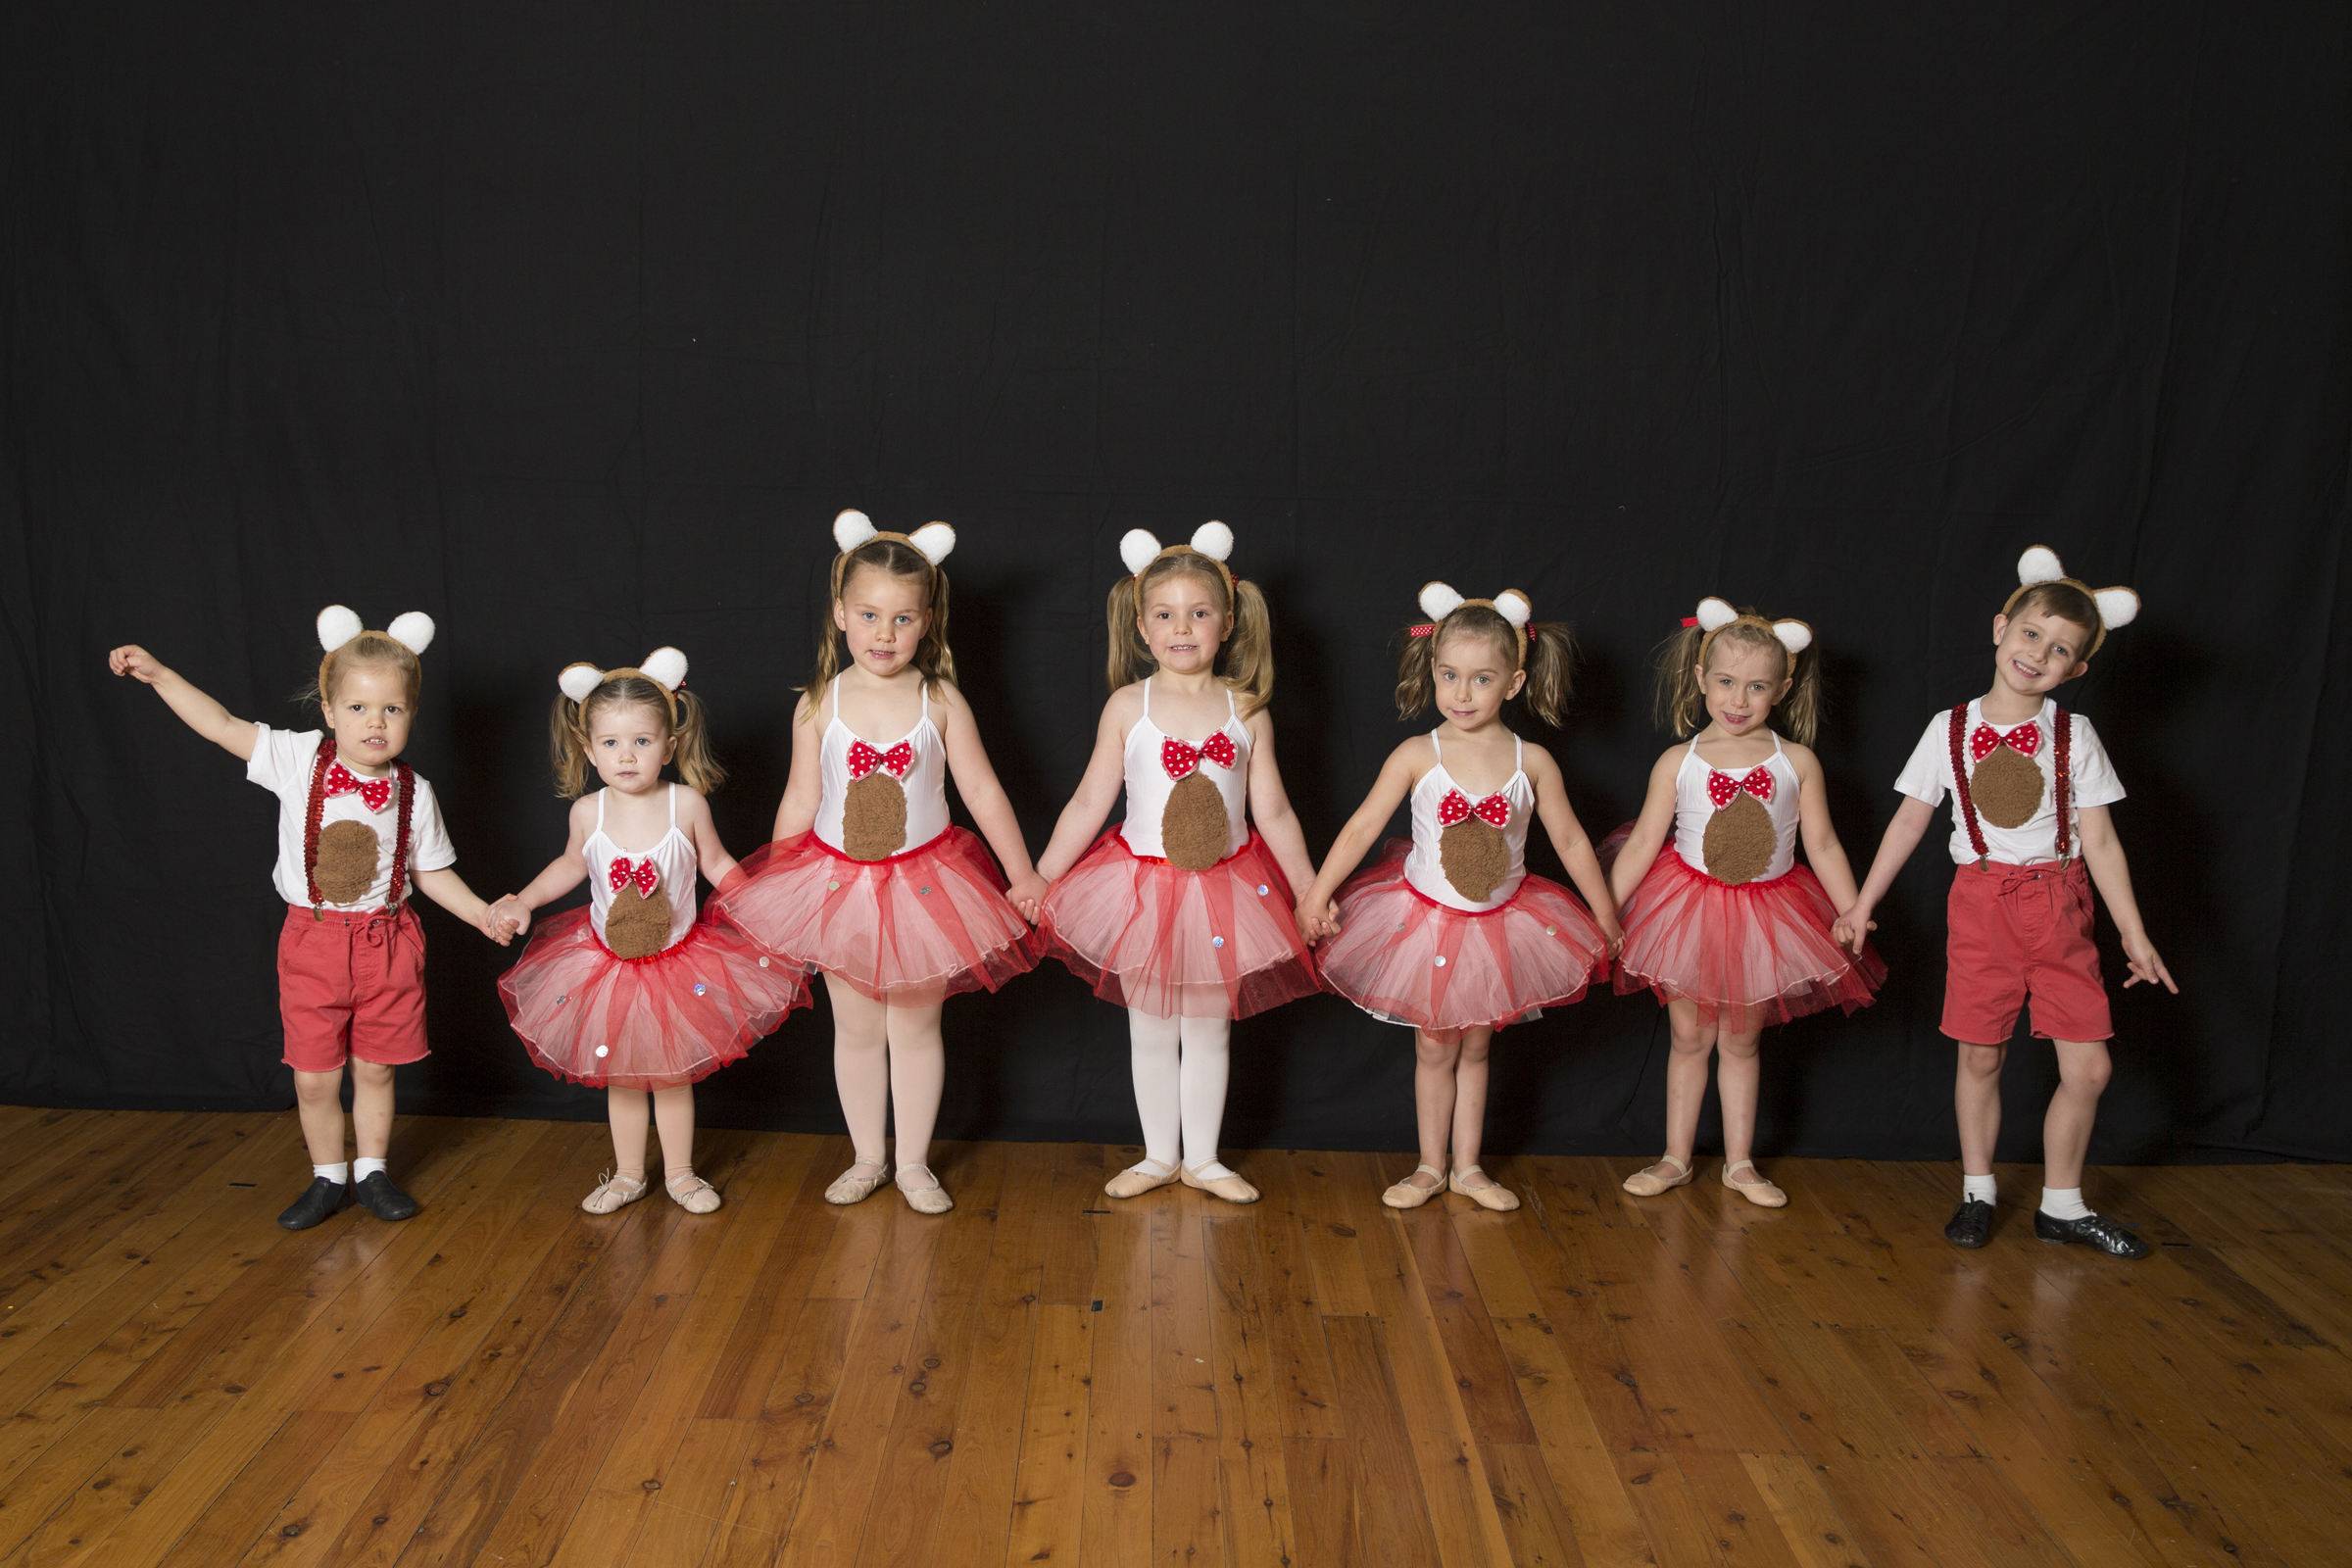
[
  {"left": 1671, "top": 733, "right": 1800, "bottom": 882},
  {"left": 1118, "top": 678, "right": 1250, "bottom": 861},
  {"left": 585, "top": 784, "right": 699, "bottom": 951},
  {"left": 814, "top": 676, "right": 950, "bottom": 857},
  {"left": 1402, "top": 730, "right": 1532, "bottom": 912}
]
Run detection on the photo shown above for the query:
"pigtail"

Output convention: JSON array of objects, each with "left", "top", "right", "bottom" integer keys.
[
  {"left": 1651, "top": 621, "right": 1713, "bottom": 739},
  {"left": 1518, "top": 619, "right": 1575, "bottom": 728},
  {"left": 668, "top": 687, "right": 727, "bottom": 793},
  {"left": 1103, "top": 573, "right": 1152, "bottom": 693},
  {"left": 1775, "top": 644, "right": 1822, "bottom": 748},
  {"left": 1393, "top": 625, "right": 1438, "bottom": 718},
  {"left": 548, "top": 693, "right": 594, "bottom": 799},
  {"left": 1220, "top": 577, "right": 1275, "bottom": 716},
  {"left": 911, "top": 567, "right": 957, "bottom": 692},
  {"left": 801, "top": 614, "right": 846, "bottom": 700}
]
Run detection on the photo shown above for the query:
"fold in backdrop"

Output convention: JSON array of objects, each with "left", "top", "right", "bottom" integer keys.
[{"left": 5, "top": 2, "right": 2348, "bottom": 1162}]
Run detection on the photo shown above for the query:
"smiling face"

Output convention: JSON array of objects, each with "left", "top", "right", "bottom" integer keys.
[
  {"left": 834, "top": 564, "right": 934, "bottom": 677},
  {"left": 321, "top": 662, "right": 415, "bottom": 774},
  {"left": 1137, "top": 565, "right": 1232, "bottom": 676},
  {"left": 584, "top": 700, "right": 676, "bottom": 795},
  {"left": 1990, "top": 608, "right": 2093, "bottom": 700},
  {"left": 1432, "top": 628, "right": 1525, "bottom": 732},
  {"left": 1695, "top": 637, "right": 1792, "bottom": 737}
]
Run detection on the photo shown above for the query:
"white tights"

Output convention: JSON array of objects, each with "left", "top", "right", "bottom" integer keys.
[
  {"left": 827, "top": 974, "right": 945, "bottom": 1180},
  {"left": 1126, "top": 1007, "right": 1236, "bottom": 1180}
]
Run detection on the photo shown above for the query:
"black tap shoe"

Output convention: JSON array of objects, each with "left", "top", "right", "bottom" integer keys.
[
  {"left": 353, "top": 1171, "right": 420, "bottom": 1222},
  {"left": 277, "top": 1177, "right": 353, "bottom": 1231},
  {"left": 1943, "top": 1199, "right": 1994, "bottom": 1249},
  {"left": 2033, "top": 1209, "right": 2149, "bottom": 1258}
]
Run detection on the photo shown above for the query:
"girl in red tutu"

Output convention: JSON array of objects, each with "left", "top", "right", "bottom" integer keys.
[
  {"left": 1295, "top": 584, "right": 1621, "bottom": 1212},
  {"left": 1033, "top": 523, "right": 1321, "bottom": 1205},
  {"left": 490, "top": 650, "right": 808, "bottom": 1216},
  {"left": 1604, "top": 600, "right": 1883, "bottom": 1207},
  {"left": 714, "top": 512, "right": 1046, "bottom": 1215}
]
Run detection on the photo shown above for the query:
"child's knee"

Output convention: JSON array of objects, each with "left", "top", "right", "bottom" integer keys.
[
  {"left": 349, "top": 1059, "right": 396, "bottom": 1092},
  {"left": 292, "top": 1068, "right": 344, "bottom": 1104},
  {"left": 2059, "top": 1045, "right": 2113, "bottom": 1097},
  {"left": 1956, "top": 1043, "right": 2006, "bottom": 1082},
  {"left": 1415, "top": 1032, "right": 1462, "bottom": 1067},
  {"left": 1457, "top": 1033, "right": 1492, "bottom": 1065},
  {"left": 1715, "top": 1031, "right": 1761, "bottom": 1063}
]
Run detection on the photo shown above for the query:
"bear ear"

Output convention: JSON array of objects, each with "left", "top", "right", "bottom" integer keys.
[
  {"left": 2018, "top": 545, "right": 2066, "bottom": 586},
  {"left": 906, "top": 522, "right": 956, "bottom": 564},
  {"left": 385, "top": 612, "right": 436, "bottom": 657},
  {"left": 1119, "top": 528, "right": 1164, "bottom": 577},
  {"left": 640, "top": 647, "right": 689, "bottom": 691},
  {"left": 1418, "top": 581, "right": 1466, "bottom": 620},
  {"left": 1771, "top": 618, "right": 1814, "bottom": 655},
  {"left": 558, "top": 662, "right": 605, "bottom": 703},
  {"left": 1492, "top": 590, "right": 1533, "bottom": 627},
  {"left": 317, "top": 605, "right": 364, "bottom": 652},
  {"left": 834, "top": 509, "right": 879, "bottom": 552},
  {"left": 2093, "top": 587, "right": 2140, "bottom": 629},
  {"left": 1694, "top": 597, "right": 1739, "bottom": 633},
  {"left": 1189, "top": 519, "right": 1235, "bottom": 562}
]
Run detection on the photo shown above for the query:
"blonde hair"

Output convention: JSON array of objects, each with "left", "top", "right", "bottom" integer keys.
[
  {"left": 1104, "top": 550, "right": 1275, "bottom": 715},
  {"left": 1653, "top": 611, "right": 1822, "bottom": 746},
  {"left": 804, "top": 536, "right": 956, "bottom": 696},
  {"left": 308, "top": 631, "right": 423, "bottom": 710},
  {"left": 549, "top": 673, "right": 724, "bottom": 799},
  {"left": 1395, "top": 604, "right": 1575, "bottom": 727}
]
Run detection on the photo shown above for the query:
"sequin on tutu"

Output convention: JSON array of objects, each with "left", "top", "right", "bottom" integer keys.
[
  {"left": 500, "top": 907, "right": 808, "bottom": 1089},
  {"left": 714, "top": 826, "right": 1039, "bottom": 1008},
  {"left": 1316, "top": 838, "right": 1608, "bottom": 1038},
  {"left": 1039, "top": 828, "right": 1320, "bottom": 1019}
]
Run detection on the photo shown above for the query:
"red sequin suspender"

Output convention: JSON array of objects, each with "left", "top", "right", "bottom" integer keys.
[
  {"left": 1947, "top": 702, "right": 2071, "bottom": 869},
  {"left": 1947, "top": 705, "right": 1986, "bottom": 867},
  {"left": 302, "top": 742, "right": 415, "bottom": 919}
]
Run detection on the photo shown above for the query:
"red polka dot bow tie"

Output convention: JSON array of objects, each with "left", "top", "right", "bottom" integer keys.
[
  {"left": 1438, "top": 788, "right": 1511, "bottom": 828},
  {"left": 1705, "top": 766, "right": 1774, "bottom": 808},
  {"left": 1970, "top": 722, "right": 2041, "bottom": 761},
  {"left": 609, "top": 857, "right": 660, "bottom": 897},
  {"left": 1161, "top": 732, "right": 1238, "bottom": 781},
  {"left": 846, "top": 739, "right": 915, "bottom": 781},
  {"left": 323, "top": 761, "right": 394, "bottom": 811}
]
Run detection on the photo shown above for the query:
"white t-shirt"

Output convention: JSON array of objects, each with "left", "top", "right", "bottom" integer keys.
[
  {"left": 246, "top": 725, "right": 457, "bottom": 910},
  {"left": 1893, "top": 698, "right": 2124, "bottom": 866}
]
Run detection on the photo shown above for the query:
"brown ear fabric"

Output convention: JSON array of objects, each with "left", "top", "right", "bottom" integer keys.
[
  {"left": 314, "top": 820, "right": 381, "bottom": 905},
  {"left": 1701, "top": 791, "right": 1777, "bottom": 886},
  {"left": 1159, "top": 771, "right": 1230, "bottom": 871},
  {"left": 1969, "top": 745, "right": 2045, "bottom": 831},
  {"left": 605, "top": 885, "right": 674, "bottom": 959},
  {"left": 1439, "top": 816, "right": 1510, "bottom": 904},
  {"left": 841, "top": 773, "right": 910, "bottom": 862}
]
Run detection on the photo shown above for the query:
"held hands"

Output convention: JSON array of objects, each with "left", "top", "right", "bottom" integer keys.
[
  {"left": 1004, "top": 872, "right": 1049, "bottom": 927},
  {"left": 1833, "top": 902, "right": 1877, "bottom": 957},
  {"left": 2121, "top": 931, "right": 2179, "bottom": 993},
  {"left": 1294, "top": 899, "right": 1341, "bottom": 946},
  {"left": 108, "top": 645, "right": 169, "bottom": 684},
  {"left": 482, "top": 896, "right": 531, "bottom": 946},
  {"left": 1598, "top": 916, "right": 1625, "bottom": 962}
]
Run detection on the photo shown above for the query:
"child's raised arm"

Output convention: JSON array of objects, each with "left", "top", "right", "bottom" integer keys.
[
  {"left": 2073, "top": 804, "right": 2176, "bottom": 993},
  {"left": 108, "top": 646, "right": 256, "bottom": 760},
  {"left": 1606, "top": 748, "right": 1684, "bottom": 907},
  {"left": 770, "top": 692, "right": 827, "bottom": 842},
  {"left": 1293, "top": 738, "right": 1420, "bottom": 943},
  {"left": 1524, "top": 744, "right": 1623, "bottom": 950},
  {"left": 1034, "top": 690, "right": 1140, "bottom": 883},
  {"left": 487, "top": 796, "right": 596, "bottom": 943},
  {"left": 934, "top": 683, "right": 1049, "bottom": 920},
  {"left": 1837, "top": 795, "right": 1936, "bottom": 955},
  {"left": 1786, "top": 742, "right": 1863, "bottom": 911},
  {"left": 1242, "top": 709, "right": 1317, "bottom": 904}
]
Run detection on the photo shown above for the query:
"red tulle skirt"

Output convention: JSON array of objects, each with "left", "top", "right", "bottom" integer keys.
[
  {"left": 713, "top": 827, "right": 1040, "bottom": 1008},
  {"left": 499, "top": 907, "right": 808, "bottom": 1089},
  {"left": 1602, "top": 826, "right": 1885, "bottom": 1033},
  {"left": 1315, "top": 839, "right": 1610, "bottom": 1039},
  {"left": 1039, "top": 828, "right": 1321, "bottom": 1020}
]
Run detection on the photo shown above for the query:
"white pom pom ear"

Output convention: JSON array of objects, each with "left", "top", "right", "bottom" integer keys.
[
  {"left": 1492, "top": 590, "right": 1532, "bottom": 628},
  {"left": 834, "top": 509, "right": 878, "bottom": 552},
  {"left": 906, "top": 522, "right": 956, "bottom": 564},
  {"left": 1189, "top": 520, "right": 1235, "bottom": 562},
  {"left": 1120, "top": 528, "right": 1164, "bottom": 577},
  {"left": 1418, "top": 581, "right": 1465, "bottom": 620},
  {"left": 2093, "top": 587, "right": 2140, "bottom": 629},
  {"left": 317, "top": 605, "right": 364, "bottom": 652},
  {"left": 2018, "top": 546, "right": 2066, "bottom": 586},
  {"left": 639, "top": 647, "right": 689, "bottom": 692},
  {"left": 1772, "top": 619, "right": 1814, "bottom": 655},
  {"left": 558, "top": 663, "right": 605, "bottom": 704},
  {"left": 385, "top": 612, "right": 436, "bottom": 657},
  {"left": 1694, "top": 598, "right": 1740, "bottom": 633}
]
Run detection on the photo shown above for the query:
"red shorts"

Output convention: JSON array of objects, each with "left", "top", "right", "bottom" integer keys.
[
  {"left": 1940, "top": 859, "right": 2111, "bottom": 1045},
  {"left": 276, "top": 905, "right": 431, "bottom": 1072}
]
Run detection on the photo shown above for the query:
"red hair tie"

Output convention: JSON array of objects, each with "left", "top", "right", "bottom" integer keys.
[
  {"left": 1408, "top": 623, "right": 1437, "bottom": 637},
  {"left": 1681, "top": 616, "right": 1701, "bottom": 627}
]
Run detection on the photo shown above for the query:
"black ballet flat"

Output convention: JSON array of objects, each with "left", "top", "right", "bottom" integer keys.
[
  {"left": 277, "top": 1177, "right": 352, "bottom": 1231},
  {"left": 2033, "top": 1209, "right": 2149, "bottom": 1259},
  {"left": 353, "top": 1171, "right": 420, "bottom": 1222},
  {"left": 1943, "top": 1199, "right": 1994, "bottom": 1249}
]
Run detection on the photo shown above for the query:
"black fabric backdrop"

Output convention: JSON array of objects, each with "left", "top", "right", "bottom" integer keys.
[{"left": 6, "top": 3, "right": 2348, "bottom": 1162}]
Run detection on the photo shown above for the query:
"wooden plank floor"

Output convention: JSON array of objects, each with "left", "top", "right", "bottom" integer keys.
[{"left": 0, "top": 1106, "right": 2346, "bottom": 1566}]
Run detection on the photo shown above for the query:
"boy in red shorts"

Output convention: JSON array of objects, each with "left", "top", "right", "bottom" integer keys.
[{"left": 1839, "top": 549, "right": 2176, "bottom": 1256}]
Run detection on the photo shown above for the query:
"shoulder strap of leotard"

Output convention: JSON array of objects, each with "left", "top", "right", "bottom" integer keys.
[
  {"left": 1141, "top": 674, "right": 1152, "bottom": 722},
  {"left": 595, "top": 788, "right": 607, "bottom": 834},
  {"left": 666, "top": 782, "right": 676, "bottom": 828},
  {"left": 1224, "top": 685, "right": 1238, "bottom": 725},
  {"left": 1513, "top": 733, "right": 1523, "bottom": 772}
]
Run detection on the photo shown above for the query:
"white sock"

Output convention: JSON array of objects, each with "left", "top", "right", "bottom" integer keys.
[
  {"left": 1963, "top": 1174, "right": 1996, "bottom": 1205},
  {"left": 2038, "top": 1186, "right": 2091, "bottom": 1221},
  {"left": 313, "top": 1161, "right": 350, "bottom": 1186},
  {"left": 1177, "top": 1014, "right": 1235, "bottom": 1180},
  {"left": 353, "top": 1156, "right": 388, "bottom": 1182},
  {"left": 1126, "top": 1008, "right": 1183, "bottom": 1169}
]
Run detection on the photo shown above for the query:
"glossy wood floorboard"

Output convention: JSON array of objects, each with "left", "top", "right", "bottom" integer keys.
[{"left": 0, "top": 1108, "right": 2342, "bottom": 1567}]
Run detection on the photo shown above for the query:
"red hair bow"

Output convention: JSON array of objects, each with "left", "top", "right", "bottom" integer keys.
[
  {"left": 323, "top": 762, "right": 393, "bottom": 812},
  {"left": 1705, "top": 766, "right": 1774, "bottom": 808},
  {"left": 1438, "top": 788, "right": 1510, "bottom": 828},
  {"left": 609, "top": 857, "right": 660, "bottom": 897},
  {"left": 1969, "top": 722, "right": 2040, "bottom": 761},
  {"left": 1161, "top": 732, "right": 1238, "bottom": 781},
  {"left": 847, "top": 739, "right": 915, "bottom": 780}
]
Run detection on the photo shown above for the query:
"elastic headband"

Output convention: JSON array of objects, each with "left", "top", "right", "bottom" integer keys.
[
  {"left": 832, "top": 510, "right": 956, "bottom": 589},
  {"left": 1119, "top": 521, "right": 1237, "bottom": 599},
  {"left": 1999, "top": 545, "right": 2140, "bottom": 658},
  {"left": 1684, "top": 597, "right": 1813, "bottom": 662}
]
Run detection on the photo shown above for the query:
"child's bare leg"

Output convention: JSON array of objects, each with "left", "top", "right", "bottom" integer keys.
[
  {"left": 1449, "top": 1027, "right": 1496, "bottom": 1182},
  {"left": 293, "top": 1068, "right": 348, "bottom": 1167},
  {"left": 1654, "top": 1000, "right": 1715, "bottom": 1173},
  {"left": 2039, "top": 1039, "right": 2112, "bottom": 1193},
  {"left": 1410, "top": 1030, "right": 1461, "bottom": 1188},
  {"left": 1955, "top": 1042, "right": 2007, "bottom": 1177},
  {"left": 348, "top": 1060, "right": 396, "bottom": 1159},
  {"left": 1714, "top": 1027, "right": 1763, "bottom": 1169}
]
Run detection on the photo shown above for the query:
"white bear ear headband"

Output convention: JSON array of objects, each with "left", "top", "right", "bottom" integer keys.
[
  {"left": 1413, "top": 582, "right": 1533, "bottom": 666},
  {"left": 1119, "top": 520, "right": 1238, "bottom": 597},
  {"left": 1686, "top": 598, "right": 1814, "bottom": 659},
  {"left": 317, "top": 606, "right": 435, "bottom": 658},
  {"left": 557, "top": 648, "right": 690, "bottom": 719},
  {"left": 2003, "top": 546, "right": 2140, "bottom": 657},
  {"left": 832, "top": 509, "right": 956, "bottom": 572}
]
